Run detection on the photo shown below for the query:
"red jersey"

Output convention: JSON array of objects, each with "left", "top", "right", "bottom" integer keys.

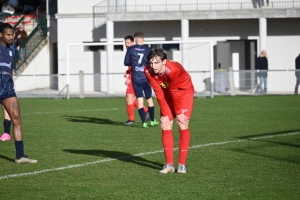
[
  {"left": 125, "top": 66, "right": 132, "bottom": 80},
  {"left": 144, "top": 60, "right": 194, "bottom": 116}
]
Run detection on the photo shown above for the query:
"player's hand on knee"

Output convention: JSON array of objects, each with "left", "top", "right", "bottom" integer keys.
[{"left": 176, "top": 113, "right": 189, "bottom": 126}]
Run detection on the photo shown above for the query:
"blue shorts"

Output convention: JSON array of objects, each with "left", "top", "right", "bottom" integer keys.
[
  {"left": 133, "top": 82, "right": 152, "bottom": 99},
  {"left": 0, "top": 91, "right": 17, "bottom": 104}
]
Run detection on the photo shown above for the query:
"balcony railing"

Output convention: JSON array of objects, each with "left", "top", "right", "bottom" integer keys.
[
  {"left": 15, "top": 16, "right": 47, "bottom": 71},
  {"left": 94, "top": 1, "right": 300, "bottom": 13}
]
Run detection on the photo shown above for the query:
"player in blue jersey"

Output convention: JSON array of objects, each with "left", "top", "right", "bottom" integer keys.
[
  {"left": 124, "top": 31, "right": 158, "bottom": 128},
  {"left": 0, "top": 23, "right": 37, "bottom": 164}
]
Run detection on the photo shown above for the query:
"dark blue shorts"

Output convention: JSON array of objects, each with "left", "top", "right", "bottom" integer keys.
[
  {"left": 133, "top": 82, "right": 152, "bottom": 99},
  {"left": 0, "top": 92, "right": 17, "bottom": 104}
]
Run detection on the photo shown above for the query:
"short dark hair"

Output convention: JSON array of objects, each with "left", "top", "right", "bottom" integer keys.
[
  {"left": 0, "top": 23, "right": 13, "bottom": 33},
  {"left": 133, "top": 31, "right": 144, "bottom": 38},
  {"left": 147, "top": 48, "right": 168, "bottom": 62},
  {"left": 124, "top": 35, "right": 134, "bottom": 42}
]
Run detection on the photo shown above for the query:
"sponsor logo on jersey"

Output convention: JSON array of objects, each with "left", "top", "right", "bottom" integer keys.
[
  {"left": 9, "top": 51, "right": 12, "bottom": 56},
  {"left": 0, "top": 62, "right": 11, "bottom": 69},
  {"left": 134, "top": 48, "right": 146, "bottom": 51},
  {"left": 161, "top": 81, "right": 169, "bottom": 88},
  {"left": 135, "top": 66, "right": 145, "bottom": 72}
]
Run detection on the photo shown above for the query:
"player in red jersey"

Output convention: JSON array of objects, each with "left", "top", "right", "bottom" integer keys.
[
  {"left": 123, "top": 35, "right": 149, "bottom": 125},
  {"left": 144, "top": 48, "right": 194, "bottom": 174}
]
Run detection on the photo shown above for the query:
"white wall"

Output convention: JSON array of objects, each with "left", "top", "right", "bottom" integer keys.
[
  {"left": 53, "top": 0, "right": 300, "bottom": 94},
  {"left": 14, "top": 43, "right": 50, "bottom": 92},
  {"left": 57, "top": 17, "right": 96, "bottom": 75},
  {"left": 58, "top": 0, "right": 100, "bottom": 14}
]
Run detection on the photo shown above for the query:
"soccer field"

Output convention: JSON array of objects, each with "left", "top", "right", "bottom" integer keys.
[{"left": 0, "top": 96, "right": 299, "bottom": 199}]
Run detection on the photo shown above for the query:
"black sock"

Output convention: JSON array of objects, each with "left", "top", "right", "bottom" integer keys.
[
  {"left": 15, "top": 141, "right": 24, "bottom": 159},
  {"left": 4, "top": 119, "right": 11, "bottom": 134},
  {"left": 148, "top": 106, "right": 155, "bottom": 121},
  {"left": 138, "top": 108, "right": 146, "bottom": 123}
]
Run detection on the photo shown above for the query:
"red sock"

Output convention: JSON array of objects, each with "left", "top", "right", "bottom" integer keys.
[
  {"left": 162, "top": 130, "right": 174, "bottom": 165},
  {"left": 126, "top": 104, "right": 135, "bottom": 121},
  {"left": 143, "top": 106, "right": 148, "bottom": 113},
  {"left": 178, "top": 129, "right": 190, "bottom": 166},
  {"left": 133, "top": 99, "right": 138, "bottom": 109},
  {"left": 133, "top": 99, "right": 148, "bottom": 113}
]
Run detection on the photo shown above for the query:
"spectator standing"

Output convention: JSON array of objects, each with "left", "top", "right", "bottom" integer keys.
[
  {"left": 294, "top": 54, "right": 300, "bottom": 95},
  {"left": 255, "top": 50, "right": 268, "bottom": 94},
  {"left": 261, "top": 0, "right": 270, "bottom": 8},
  {"left": 255, "top": 0, "right": 270, "bottom": 8},
  {"left": 14, "top": 24, "right": 27, "bottom": 61},
  {"left": 254, "top": 0, "right": 261, "bottom": 8}
]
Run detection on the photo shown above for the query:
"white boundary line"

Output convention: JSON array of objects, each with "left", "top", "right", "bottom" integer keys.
[{"left": 0, "top": 131, "right": 299, "bottom": 180}]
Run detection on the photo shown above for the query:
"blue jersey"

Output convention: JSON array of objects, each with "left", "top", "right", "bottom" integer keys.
[
  {"left": 0, "top": 44, "right": 16, "bottom": 98},
  {"left": 124, "top": 44, "right": 151, "bottom": 83}
]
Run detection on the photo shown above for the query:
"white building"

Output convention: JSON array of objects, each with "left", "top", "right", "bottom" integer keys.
[{"left": 15, "top": 0, "right": 300, "bottom": 96}]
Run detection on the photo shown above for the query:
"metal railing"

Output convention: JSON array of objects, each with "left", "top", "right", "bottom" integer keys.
[
  {"left": 13, "top": 15, "right": 25, "bottom": 29},
  {"left": 94, "top": 0, "right": 300, "bottom": 13},
  {"left": 15, "top": 16, "right": 47, "bottom": 71},
  {"left": 13, "top": 70, "right": 300, "bottom": 99}
]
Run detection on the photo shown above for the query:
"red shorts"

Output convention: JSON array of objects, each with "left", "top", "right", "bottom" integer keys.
[
  {"left": 126, "top": 80, "right": 135, "bottom": 95},
  {"left": 161, "top": 92, "right": 194, "bottom": 121}
]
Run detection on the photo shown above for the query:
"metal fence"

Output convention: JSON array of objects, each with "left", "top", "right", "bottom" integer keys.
[
  {"left": 15, "top": 16, "right": 47, "bottom": 72},
  {"left": 14, "top": 69, "right": 300, "bottom": 99},
  {"left": 94, "top": 0, "right": 300, "bottom": 13}
]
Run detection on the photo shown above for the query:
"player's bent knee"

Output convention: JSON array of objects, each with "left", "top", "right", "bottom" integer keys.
[
  {"left": 161, "top": 123, "right": 172, "bottom": 130},
  {"left": 177, "top": 121, "right": 189, "bottom": 130}
]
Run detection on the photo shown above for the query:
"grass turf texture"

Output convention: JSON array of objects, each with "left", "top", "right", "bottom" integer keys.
[{"left": 0, "top": 96, "right": 299, "bottom": 199}]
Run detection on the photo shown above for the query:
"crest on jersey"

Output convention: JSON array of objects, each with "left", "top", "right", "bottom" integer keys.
[
  {"left": 161, "top": 81, "right": 170, "bottom": 88},
  {"left": 9, "top": 51, "right": 12, "bottom": 56}
]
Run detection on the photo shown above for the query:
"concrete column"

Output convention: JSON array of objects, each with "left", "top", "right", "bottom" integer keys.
[
  {"left": 259, "top": 18, "right": 267, "bottom": 52},
  {"left": 79, "top": 70, "right": 84, "bottom": 99},
  {"left": 106, "top": 20, "right": 114, "bottom": 94},
  {"left": 181, "top": 19, "right": 189, "bottom": 68}
]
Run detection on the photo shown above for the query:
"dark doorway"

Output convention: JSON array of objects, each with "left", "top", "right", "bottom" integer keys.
[
  {"left": 50, "top": 43, "right": 58, "bottom": 90},
  {"left": 215, "top": 40, "right": 257, "bottom": 90}
]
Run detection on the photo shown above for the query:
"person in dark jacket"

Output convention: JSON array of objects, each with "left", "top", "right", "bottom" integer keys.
[
  {"left": 294, "top": 54, "right": 300, "bottom": 95},
  {"left": 255, "top": 50, "right": 268, "bottom": 94}
]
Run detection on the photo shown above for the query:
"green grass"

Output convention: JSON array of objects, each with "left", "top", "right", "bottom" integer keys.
[{"left": 0, "top": 96, "right": 299, "bottom": 199}]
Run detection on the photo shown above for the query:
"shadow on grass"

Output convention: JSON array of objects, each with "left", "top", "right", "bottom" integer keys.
[
  {"left": 62, "top": 149, "right": 163, "bottom": 169},
  {"left": 63, "top": 115, "right": 140, "bottom": 128},
  {"left": 231, "top": 129, "right": 300, "bottom": 164},
  {"left": 0, "top": 154, "right": 15, "bottom": 163},
  {"left": 236, "top": 129, "right": 300, "bottom": 140},
  {"left": 229, "top": 145, "right": 299, "bottom": 165}
]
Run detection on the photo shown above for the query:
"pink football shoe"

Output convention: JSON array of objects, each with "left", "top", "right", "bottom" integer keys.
[{"left": 0, "top": 133, "right": 11, "bottom": 141}]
